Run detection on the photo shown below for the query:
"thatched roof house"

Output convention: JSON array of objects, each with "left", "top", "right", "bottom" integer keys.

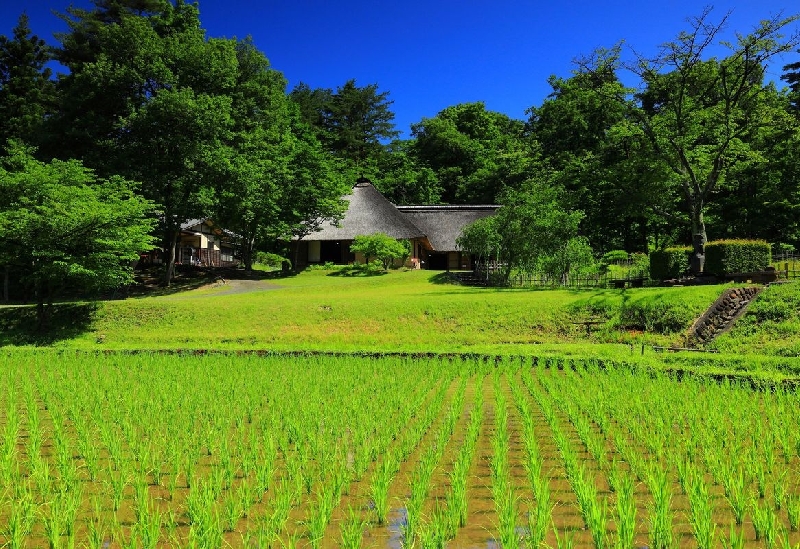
[{"left": 295, "top": 179, "right": 499, "bottom": 270}]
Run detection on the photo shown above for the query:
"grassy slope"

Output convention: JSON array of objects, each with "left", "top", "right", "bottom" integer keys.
[{"left": 51, "top": 270, "right": 723, "bottom": 355}]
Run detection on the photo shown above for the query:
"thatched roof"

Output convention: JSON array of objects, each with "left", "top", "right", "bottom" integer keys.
[
  {"left": 396, "top": 205, "right": 499, "bottom": 251},
  {"left": 301, "top": 181, "right": 426, "bottom": 241}
]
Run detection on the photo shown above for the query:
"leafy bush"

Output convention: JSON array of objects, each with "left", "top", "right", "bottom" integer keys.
[
  {"left": 650, "top": 247, "right": 690, "bottom": 280},
  {"left": 704, "top": 239, "right": 771, "bottom": 276},
  {"left": 254, "top": 252, "right": 291, "bottom": 269},
  {"left": 538, "top": 237, "right": 597, "bottom": 283},
  {"left": 350, "top": 234, "right": 409, "bottom": 270},
  {"left": 601, "top": 250, "right": 630, "bottom": 264}
]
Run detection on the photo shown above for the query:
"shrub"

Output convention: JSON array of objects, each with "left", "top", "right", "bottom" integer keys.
[
  {"left": 601, "top": 250, "right": 630, "bottom": 264},
  {"left": 649, "top": 247, "right": 691, "bottom": 280},
  {"left": 254, "top": 252, "right": 291, "bottom": 270},
  {"left": 350, "top": 234, "right": 409, "bottom": 270},
  {"left": 704, "top": 240, "right": 771, "bottom": 276}
]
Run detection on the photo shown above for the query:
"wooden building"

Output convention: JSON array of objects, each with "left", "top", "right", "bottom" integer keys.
[{"left": 294, "top": 179, "right": 499, "bottom": 269}]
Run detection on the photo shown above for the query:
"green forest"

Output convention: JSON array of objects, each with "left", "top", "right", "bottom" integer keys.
[{"left": 2, "top": 1, "right": 800, "bottom": 297}]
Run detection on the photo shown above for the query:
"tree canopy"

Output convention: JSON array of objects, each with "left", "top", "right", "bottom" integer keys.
[
  {"left": 2, "top": 1, "right": 800, "bottom": 306},
  {"left": 0, "top": 144, "right": 155, "bottom": 326}
]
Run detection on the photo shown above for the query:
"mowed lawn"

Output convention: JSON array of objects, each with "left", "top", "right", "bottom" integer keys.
[{"left": 59, "top": 269, "right": 724, "bottom": 354}]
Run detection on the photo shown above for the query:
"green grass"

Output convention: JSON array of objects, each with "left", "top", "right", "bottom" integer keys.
[
  {"left": 715, "top": 281, "right": 800, "bottom": 356},
  {"left": 2, "top": 270, "right": 799, "bottom": 368}
]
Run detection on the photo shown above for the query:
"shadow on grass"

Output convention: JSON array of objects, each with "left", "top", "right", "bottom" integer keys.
[
  {"left": 428, "top": 272, "right": 462, "bottom": 285},
  {"left": 0, "top": 302, "right": 98, "bottom": 346}
]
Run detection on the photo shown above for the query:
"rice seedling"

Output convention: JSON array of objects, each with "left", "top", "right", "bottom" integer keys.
[
  {"left": 107, "top": 466, "right": 128, "bottom": 513},
  {"left": 85, "top": 516, "right": 108, "bottom": 549},
  {"left": 42, "top": 498, "right": 65, "bottom": 549},
  {"left": 614, "top": 474, "right": 636, "bottom": 549},
  {"left": 721, "top": 524, "right": 745, "bottom": 549},
  {"left": 223, "top": 490, "right": 242, "bottom": 532},
  {"left": 774, "top": 470, "right": 788, "bottom": 511},
  {"left": 138, "top": 503, "right": 162, "bottom": 549},
  {"left": 495, "top": 488, "right": 520, "bottom": 549},
  {"left": 788, "top": 494, "right": 800, "bottom": 532},
  {"left": 687, "top": 474, "right": 715, "bottom": 549},
  {"left": 646, "top": 466, "right": 673, "bottom": 549},
  {"left": 339, "top": 504, "right": 367, "bottom": 549},
  {"left": 3, "top": 487, "right": 35, "bottom": 549},
  {"left": 305, "top": 488, "right": 335, "bottom": 549},
  {"left": 752, "top": 496, "right": 778, "bottom": 548},
  {"left": 370, "top": 458, "right": 394, "bottom": 525},
  {"left": 552, "top": 523, "right": 575, "bottom": 549},
  {"left": 722, "top": 463, "right": 747, "bottom": 525}
]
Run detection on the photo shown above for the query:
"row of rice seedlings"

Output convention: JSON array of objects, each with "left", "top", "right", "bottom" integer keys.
[
  {"left": 547, "top": 369, "right": 644, "bottom": 549},
  {"left": 535, "top": 372, "right": 608, "bottom": 549},
  {"left": 490, "top": 372, "right": 519, "bottom": 549},
  {"left": 404, "top": 377, "right": 467, "bottom": 545},
  {"left": 0, "top": 352, "right": 452, "bottom": 548},
  {"left": 683, "top": 463, "right": 716, "bottom": 549},
  {"left": 512, "top": 370, "right": 551, "bottom": 549},
  {"left": 446, "top": 374, "right": 484, "bottom": 533},
  {"left": 600, "top": 364, "right": 792, "bottom": 543},
  {"left": 555, "top": 370, "right": 647, "bottom": 549},
  {"left": 562, "top": 363, "right": 800, "bottom": 549}
]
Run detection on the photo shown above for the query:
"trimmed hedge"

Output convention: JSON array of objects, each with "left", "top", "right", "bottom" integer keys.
[
  {"left": 649, "top": 247, "right": 690, "bottom": 280},
  {"left": 704, "top": 239, "right": 771, "bottom": 276}
]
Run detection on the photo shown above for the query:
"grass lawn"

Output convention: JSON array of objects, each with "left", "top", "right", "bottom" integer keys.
[
  {"left": 0, "top": 269, "right": 721, "bottom": 353},
  {"left": 3, "top": 268, "right": 799, "bottom": 376}
]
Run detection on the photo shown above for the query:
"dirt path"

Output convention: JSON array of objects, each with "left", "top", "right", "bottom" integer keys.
[{"left": 193, "top": 278, "right": 284, "bottom": 297}]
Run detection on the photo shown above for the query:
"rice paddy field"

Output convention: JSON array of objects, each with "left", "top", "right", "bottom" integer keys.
[{"left": 2, "top": 351, "right": 800, "bottom": 549}]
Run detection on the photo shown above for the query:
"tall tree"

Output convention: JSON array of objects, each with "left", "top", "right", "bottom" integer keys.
[
  {"left": 528, "top": 47, "right": 672, "bottom": 253},
  {"left": 289, "top": 79, "right": 398, "bottom": 169},
  {"left": 631, "top": 9, "right": 800, "bottom": 270},
  {"left": 373, "top": 140, "right": 442, "bottom": 205},
  {"left": 277, "top": 110, "right": 350, "bottom": 268},
  {"left": 52, "top": 0, "right": 239, "bottom": 284},
  {"left": 213, "top": 38, "right": 291, "bottom": 271},
  {"left": 458, "top": 176, "right": 583, "bottom": 284},
  {"left": 0, "top": 13, "right": 55, "bottom": 147},
  {"left": 0, "top": 143, "right": 154, "bottom": 325},
  {"left": 411, "top": 102, "right": 532, "bottom": 204},
  {"left": 324, "top": 79, "right": 398, "bottom": 166}
]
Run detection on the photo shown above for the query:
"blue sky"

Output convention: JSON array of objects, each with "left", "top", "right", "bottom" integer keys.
[{"left": 3, "top": 0, "right": 798, "bottom": 137}]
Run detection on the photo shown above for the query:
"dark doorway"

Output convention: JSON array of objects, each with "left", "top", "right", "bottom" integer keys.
[
  {"left": 320, "top": 241, "right": 343, "bottom": 263},
  {"left": 427, "top": 253, "right": 447, "bottom": 270},
  {"left": 319, "top": 241, "right": 354, "bottom": 264}
]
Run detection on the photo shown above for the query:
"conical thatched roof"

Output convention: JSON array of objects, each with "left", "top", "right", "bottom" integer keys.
[{"left": 301, "top": 180, "right": 426, "bottom": 241}]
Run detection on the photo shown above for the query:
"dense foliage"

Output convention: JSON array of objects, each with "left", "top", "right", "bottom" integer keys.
[
  {"left": 349, "top": 233, "right": 409, "bottom": 270},
  {"left": 0, "top": 144, "right": 155, "bottom": 326},
  {"left": 1, "top": 1, "right": 799, "bottom": 299},
  {"left": 704, "top": 240, "right": 773, "bottom": 276}
]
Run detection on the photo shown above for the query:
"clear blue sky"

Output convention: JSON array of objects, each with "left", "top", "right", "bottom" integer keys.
[{"left": 3, "top": 0, "right": 798, "bottom": 137}]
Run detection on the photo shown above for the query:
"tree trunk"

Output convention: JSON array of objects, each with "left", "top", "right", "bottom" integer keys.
[
  {"left": 243, "top": 235, "right": 255, "bottom": 271},
  {"left": 35, "top": 279, "right": 47, "bottom": 332},
  {"left": 690, "top": 200, "right": 707, "bottom": 275},
  {"left": 2, "top": 265, "right": 8, "bottom": 303},
  {"left": 164, "top": 231, "right": 178, "bottom": 286}
]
